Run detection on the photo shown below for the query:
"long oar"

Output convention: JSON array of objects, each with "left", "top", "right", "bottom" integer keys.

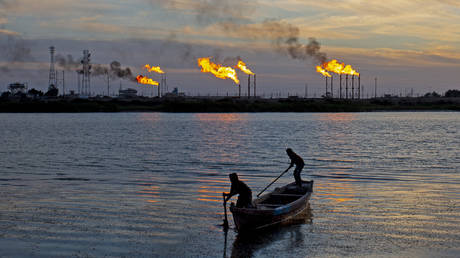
[
  {"left": 222, "top": 194, "right": 229, "bottom": 231},
  {"left": 257, "top": 168, "right": 290, "bottom": 197}
]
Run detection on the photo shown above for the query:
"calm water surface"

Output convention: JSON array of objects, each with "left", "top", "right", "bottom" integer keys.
[{"left": 0, "top": 112, "right": 459, "bottom": 257}]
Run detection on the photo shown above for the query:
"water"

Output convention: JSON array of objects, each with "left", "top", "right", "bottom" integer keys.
[{"left": 0, "top": 112, "right": 459, "bottom": 257}]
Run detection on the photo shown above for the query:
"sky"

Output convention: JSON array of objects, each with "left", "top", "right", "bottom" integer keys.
[{"left": 0, "top": 0, "right": 459, "bottom": 97}]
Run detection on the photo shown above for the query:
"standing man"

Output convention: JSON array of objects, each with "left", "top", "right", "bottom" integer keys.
[
  {"left": 286, "top": 148, "right": 305, "bottom": 187},
  {"left": 223, "top": 173, "right": 253, "bottom": 208}
]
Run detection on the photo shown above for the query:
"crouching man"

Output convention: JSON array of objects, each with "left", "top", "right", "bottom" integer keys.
[{"left": 223, "top": 173, "right": 253, "bottom": 208}]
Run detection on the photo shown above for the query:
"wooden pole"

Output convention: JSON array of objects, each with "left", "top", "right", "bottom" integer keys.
[
  {"left": 331, "top": 75, "right": 334, "bottom": 98},
  {"left": 254, "top": 74, "right": 256, "bottom": 98},
  {"left": 352, "top": 75, "right": 355, "bottom": 100},
  {"left": 257, "top": 168, "right": 290, "bottom": 197},
  {"left": 222, "top": 195, "right": 229, "bottom": 230},
  {"left": 340, "top": 74, "right": 342, "bottom": 99},
  {"left": 346, "top": 75, "right": 349, "bottom": 99},
  {"left": 247, "top": 74, "right": 251, "bottom": 99}
]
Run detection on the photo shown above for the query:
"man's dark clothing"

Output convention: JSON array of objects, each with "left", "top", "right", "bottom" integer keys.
[
  {"left": 228, "top": 180, "right": 252, "bottom": 208},
  {"left": 289, "top": 151, "right": 305, "bottom": 187}
]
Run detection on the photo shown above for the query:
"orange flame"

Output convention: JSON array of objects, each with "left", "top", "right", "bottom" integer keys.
[
  {"left": 197, "top": 57, "right": 240, "bottom": 85},
  {"left": 325, "top": 59, "right": 345, "bottom": 74},
  {"left": 317, "top": 59, "right": 359, "bottom": 76},
  {"left": 316, "top": 66, "right": 331, "bottom": 77},
  {"left": 136, "top": 75, "right": 159, "bottom": 86},
  {"left": 144, "top": 64, "right": 165, "bottom": 74},
  {"left": 236, "top": 60, "right": 254, "bottom": 75},
  {"left": 342, "top": 64, "right": 359, "bottom": 76}
]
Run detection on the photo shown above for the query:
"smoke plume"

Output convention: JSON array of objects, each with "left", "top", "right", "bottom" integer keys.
[
  {"left": 92, "top": 61, "right": 135, "bottom": 81},
  {"left": 0, "top": 34, "right": 34, "bottom": 73},
  {"left": 219, "top": 20, "right": 327, "bottom": 64},
  {"left": 149, "top": 0, "right": 255, "bottom": 25},
  {"left": 56, "top": 54, "right": 81, "bottom": 71},
  {"left": 148, "top": 0, "right": 327, "bottom": 64}
]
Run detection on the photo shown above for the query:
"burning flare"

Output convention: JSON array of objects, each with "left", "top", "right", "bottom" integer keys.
[
  {"left": 342, "top": 64, "right": 359, "bottom": 76},
  {"left": 144, "top": 64, "right": 165, "bottom": 74},
  {"left": 197, "top": 57, "right": 239, "bottom": 84},
  {"left": 236, "top": 60, "right": 254, "bottom": 75},
  {"left": 136, "top": 75, "right": 159, "bottom": 86},
  {"left": 316, "top": 66, "right": 331, "bottom": 77},
  {"left": 316, "top": 59, "right": 359, "bottom": 77}
]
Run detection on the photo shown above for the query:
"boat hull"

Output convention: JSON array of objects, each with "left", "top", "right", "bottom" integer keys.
[{"left": 230, "top": 180, "right": 313, "bottom": 232}]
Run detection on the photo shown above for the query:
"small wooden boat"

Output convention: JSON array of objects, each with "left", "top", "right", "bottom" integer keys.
[{"left": 230, "top": 180, "right": 313, "bottom": 232}]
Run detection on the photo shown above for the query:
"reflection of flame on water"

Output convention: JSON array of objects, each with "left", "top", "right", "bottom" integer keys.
[
  {"left": 137, "top": 185, "right": 160, "bottom": 204},
  {"left": 197, "top": 185, "right": 227, "bottom": 203},
  {"left": 195, "top": 113, "right": 248, "bottom": 122},
  {"left": 196, "top": 179, "right": 228, "bottom": 204},
  {"left": 315, "top": 183, "right": 355, "bottom": 206},
  {"left": 317, "top": 113, "right": 356, "bottom": 122},
  {"left": 138, "top": 113, "right": 161, "bottom": 122}
]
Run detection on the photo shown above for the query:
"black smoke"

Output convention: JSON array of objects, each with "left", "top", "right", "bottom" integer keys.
[
  {"left": 220, "top": 20, "right": 327, "bottom": 64},
  {"left": 92, "top": 61, "right": 135, "bottom": 81},
  {"left": 0, "top": 35, "right": 34, "bottom": 73},
  {"left": 56, "top": 54, "right": 81, "bottom": 71},
  {"left": 148, "top": 0, "right": 327, "bottom": 64}
]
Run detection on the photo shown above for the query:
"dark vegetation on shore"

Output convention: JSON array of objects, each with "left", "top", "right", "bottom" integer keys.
[{"left": 1, "top": 96, "right": 459, "bottom": 113}]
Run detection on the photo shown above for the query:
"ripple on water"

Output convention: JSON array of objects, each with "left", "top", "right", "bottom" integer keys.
[{"left": 0, "top": 112, "right": 459, "bottom": 257}]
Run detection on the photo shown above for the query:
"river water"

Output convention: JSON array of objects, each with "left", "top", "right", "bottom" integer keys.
[{"left": 0, "top": 112, "right": 459, "bottom": 257}]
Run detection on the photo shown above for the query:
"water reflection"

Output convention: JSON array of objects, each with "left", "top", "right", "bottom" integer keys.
[
  {"left": 138, "top": 112, "right": 161, "bottom": 122},
  {"left": 316, "top": 113, "right": 356, "bottom": 122},
  {"left": 137, "top": 185, "right": 160, "bottom": 203},
  {"left": 314, "top": 181, "right": 357, "bottom": 211},
  {"left": 227, "top": 204, "right": 312, "bottom": 258},
  {"left": 196, "top": 178, "right": 228, "bottom": 207},
  {"left": 194, "top": 113, "right": 249, "bottom": 165},
  {"left": 195, "top": 113, "right": 249, "bottom": 122}
]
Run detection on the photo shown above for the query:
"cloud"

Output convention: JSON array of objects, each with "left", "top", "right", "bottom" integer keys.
[
  {"left": 147, "top": 0, "right": 256, "bottom": 24},
  {"left": 0, "top": 28, "right": 19, "bottom": 36},
  {"left": 258, "top": 0, "right": 460, "bottom": 44},
  {"left": 146, "top": 0, "right": 328, "bottom": 64},
  {"left": 0, "top": 34, "right": 34, "bottom": 73},
  {"left": 325, "top": 45, "right": 460, "bottom": 69},
  {"left": 6, "top": 0, "right": 119, "bottom": 17}
]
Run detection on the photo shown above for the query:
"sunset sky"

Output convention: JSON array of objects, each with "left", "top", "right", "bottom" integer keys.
[{"left": 1, "top": 0, "right": 459, "bottom": 96}]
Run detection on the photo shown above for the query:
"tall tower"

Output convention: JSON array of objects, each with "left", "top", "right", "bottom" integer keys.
[
  {"left": 81, "top": 50, "right": 91, "bottom": 96},
  {"left": 48, "top": 46, "right": 56, "bottom": 90}
]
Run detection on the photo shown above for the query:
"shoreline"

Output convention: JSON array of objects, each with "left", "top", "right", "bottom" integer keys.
[{"left": 1, "top": 97, "right": 459, "bottom": 113}]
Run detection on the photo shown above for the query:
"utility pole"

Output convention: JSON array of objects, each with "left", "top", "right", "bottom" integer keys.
[
  {"left": 48, "top": 46, "right": 56, "bottom": 90},
  {"left": 62, "top": 70, "right": 65, "bottom": 96},
  {"left": 247, "top": 74, "right": 251, "bottom": 99},
  {"left": 358, "top": 75, "right": 361, "bottom": 99},
  {"left": 374, "top": 77, "right": 377, "bottom": 98},
  {"left": 331, "top": 75, "right": 334, "bottom": 98},
  {"left": 339, "top": 74, "right": 342, "bottom": 99},
  {"left": 77, "top": 72, "right": 80, "bottom": 94},
  {"left": 106, "top": 71, "right": 110, "bottom": 96},
  {"left": 253, "top": 74, "right": 256, "bottom": 98},
  {"left": 305, "top": 83, "right": 308, "bottom": 98}
]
